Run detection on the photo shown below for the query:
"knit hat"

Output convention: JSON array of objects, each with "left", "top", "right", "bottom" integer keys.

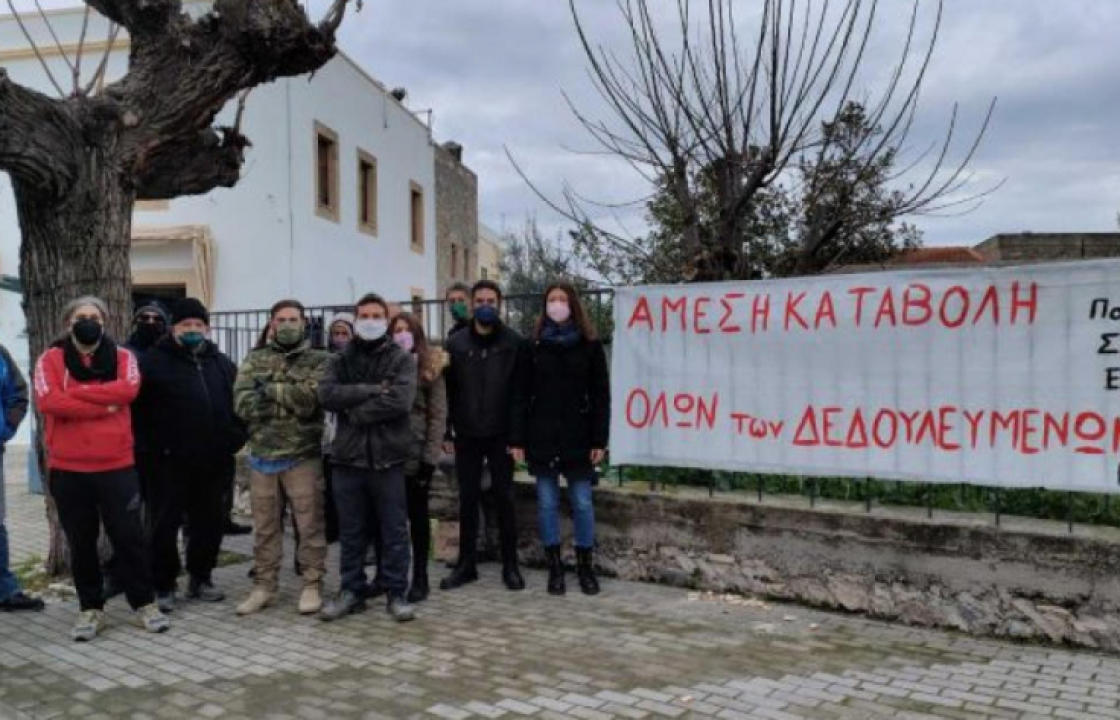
[
  {"left": 328, "top": 312, "right": 355, "bottom": 332},
  {"left": 171, "top": 297, "right": 210, "bottom": 325},
  {"left": 133, "top": 302, "right": 169, "bottom": 325},
  {"left": 61, "top": 295, "right": 109, "bottom": 325}
]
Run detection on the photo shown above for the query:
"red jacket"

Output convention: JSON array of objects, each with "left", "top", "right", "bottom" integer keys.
[{"left": 33, "top": 345, "right": 141, "bottom": 472}]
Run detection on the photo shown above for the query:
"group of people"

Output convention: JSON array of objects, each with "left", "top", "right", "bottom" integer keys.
[{"left": 0, "top": 278, "right": 611, "bottom": 642}]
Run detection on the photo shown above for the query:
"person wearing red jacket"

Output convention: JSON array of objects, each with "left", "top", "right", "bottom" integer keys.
[{"left": 33, "top": 296, "right": 169, "bottom": 642}]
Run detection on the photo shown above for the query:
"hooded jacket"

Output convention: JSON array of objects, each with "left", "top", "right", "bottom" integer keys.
[
  {"left": 134, "top": 336, "right": 247, "bottom": 460},
  {"left": 33, "top": 342, "right": 140, "bottom": 472},
  {"left": 318, "top": 337, "right": 417, "bottom": 470}
]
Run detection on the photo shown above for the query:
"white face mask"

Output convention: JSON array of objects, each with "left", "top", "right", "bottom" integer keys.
[
  {"left": 354, "top": 318, "right": 388, "bottom": 341},
  {"left": 546, "top": 301, "right": 571, "bottom": 323}
]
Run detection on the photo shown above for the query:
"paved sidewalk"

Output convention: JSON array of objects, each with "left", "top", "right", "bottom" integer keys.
[{"left": 3, "top": 456, "right": 1120, "bottom": 720}]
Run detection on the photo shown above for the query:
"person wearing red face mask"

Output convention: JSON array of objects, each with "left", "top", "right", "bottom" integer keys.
[{"left": 510, "top": 282, "right": 610, "bottom": 596}]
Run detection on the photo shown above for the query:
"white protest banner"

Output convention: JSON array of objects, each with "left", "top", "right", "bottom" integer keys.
[{"left": 610, "top": 259, "right": 1120, "bottom": 493}]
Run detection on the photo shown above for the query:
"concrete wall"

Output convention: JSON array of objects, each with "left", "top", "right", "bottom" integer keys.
[
  {"left": 429, "top": 476, "right": 1120, "bottom": 651},
  {"left": 976, "top": 232, "right": 1120, "bottom": 262}
]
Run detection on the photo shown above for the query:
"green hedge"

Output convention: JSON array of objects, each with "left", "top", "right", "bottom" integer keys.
[{"left": 605, "top": 466, "right": 1120, "bottom": 528}]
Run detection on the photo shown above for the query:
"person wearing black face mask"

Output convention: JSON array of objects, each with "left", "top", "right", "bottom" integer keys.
[
  {"left": 125, "top": 304, "right": 168, "bottom": 355},
  {"left": 133, "top": 299, "right": 248, "bottom": 612},
  {"left": 441, "top": 280, "right": 527, "bottom": 592}
]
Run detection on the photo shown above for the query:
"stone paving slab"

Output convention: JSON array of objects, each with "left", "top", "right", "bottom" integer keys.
[{"left": 3, "top": 457, "right": 1120, "bottom": 719}]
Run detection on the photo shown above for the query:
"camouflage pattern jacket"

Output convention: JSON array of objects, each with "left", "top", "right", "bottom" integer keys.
[{"left": 234, "top": 339, "right": 330, "bottom": 461}]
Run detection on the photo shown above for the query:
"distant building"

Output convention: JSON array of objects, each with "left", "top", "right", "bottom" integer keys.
[
  {"left": 434, "top": 141, "right": 478, "bottom": 298},
  {"left": 834, "top": 233, "right": 1120, "bottom": 273},
  {"left": 477, "top": 224, "right": 503, "bottom": 283}
]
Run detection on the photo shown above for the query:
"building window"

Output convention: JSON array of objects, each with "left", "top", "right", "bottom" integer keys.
[
  {"left": 480, "top": 266, "right": 488, "bottom": 280},
  {"left": 314, "top": 122, "right": 340, "bottom": 222},
  {"left": 357, "top": 150, "right": 378, "bottom": 235},
  {"left": 464, "top": 247, "right": 471, "bottom": 279},
  {"left": 450, "top": 243, "right": 459, "bottom": 277},
  {"left": 409, "top": 181, "right": 424, "bottom": 254}
]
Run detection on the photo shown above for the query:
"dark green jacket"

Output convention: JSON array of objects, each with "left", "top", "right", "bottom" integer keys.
[{"left": 234, "top": 339, "right": 329, "bottom": 460}]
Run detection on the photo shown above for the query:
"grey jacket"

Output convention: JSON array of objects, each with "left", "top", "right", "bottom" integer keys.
[{"left": 317, "top": 338, "right": 417, "bottom": 470}]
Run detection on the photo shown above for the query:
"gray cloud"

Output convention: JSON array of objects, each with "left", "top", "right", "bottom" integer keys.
[{"left": 342, "top": 0, "right": 1120, "bottom": 249}]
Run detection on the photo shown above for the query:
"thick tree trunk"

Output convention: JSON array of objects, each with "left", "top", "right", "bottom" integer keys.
[{"left": 13, "top": 145, "right": 134, "bottom": 576}]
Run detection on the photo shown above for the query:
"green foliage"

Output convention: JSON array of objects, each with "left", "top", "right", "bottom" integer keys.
[{"left": 604, "top": 465, "right": 1120, "bottom": 527}]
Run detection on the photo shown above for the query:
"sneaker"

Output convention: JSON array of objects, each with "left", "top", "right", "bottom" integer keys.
[
  {"left": 187, "top": 578, "right": 225, "bottom": 603},
  {"left": 386, "top": 595, "right": 416, "bottom": 623},
  {"left": 236, "top": 588, "right": 274, "bottom": 616},
  {"left": 0, "top": 591, "right": 44, "bottom": 612},
  {"left": 156, "top": 591, "right": 176, "bottom": 613},
  {"left": 298, "top": 584, "right": 322, "bottom": 615},
  {"left": 135, "top": 603, "right": 171, "bottom": 633},
  {"left": 318, "top": 589, "right": 366, "bottom": 622},
  {"left": 72, "top": 610, "right": 106, "bottom": 642}
]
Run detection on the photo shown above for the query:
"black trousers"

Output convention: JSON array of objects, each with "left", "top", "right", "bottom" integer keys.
[
  {"left": 147, "top": 455, "right": 227, "bottom": 593},
  {"left": 51, "top": 467, "right": 155, "bottom": 611},
  {"left": 333, "top": 464, "right": 410, "bottom": 596},
  {"left": 406, "top": 474, "right": 430, "bottom": 576},
  {"left": 454, "top": 436, "right": 518, "bottom": 567}
]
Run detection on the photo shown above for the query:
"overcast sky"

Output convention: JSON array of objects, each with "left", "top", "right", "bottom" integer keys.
[
  {"left": 328, "top": 0, "right": 1119, "bottom": 248},
  {"left": 13, "top": 1, "right": 1120, "bottom": 248}
]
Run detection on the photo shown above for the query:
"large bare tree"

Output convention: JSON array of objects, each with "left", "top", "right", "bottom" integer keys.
[
  {"left": 515, "top": 0, "right": 997, "bottom": 282},
  {"left": 0, "top": 0, "right": 358, "bottom": 572}
]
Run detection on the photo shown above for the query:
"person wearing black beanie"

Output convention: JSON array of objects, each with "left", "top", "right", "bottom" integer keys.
[{"left": 133, "top": 298, "right": 248, "bottom": 611}]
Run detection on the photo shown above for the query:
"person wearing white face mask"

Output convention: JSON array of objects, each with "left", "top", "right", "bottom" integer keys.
[
  {"left": 510, "top": 282, "right": 610, "bottom": 596},
  {"left": 318, "top": 293, "right": 419, "bottom": 622}
]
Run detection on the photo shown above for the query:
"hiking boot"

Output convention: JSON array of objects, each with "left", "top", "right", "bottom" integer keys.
[
  {"left": 319, "top": 589, "right": 366, "bottom": 622},
  {"left": 156, "top": 591, "right": 177, "bottom": 614},
  {"left": 386, "top": 594, "right": 416, "bottom": 622},
  {"left": 72, "top": 610, "right": 106, "bottom": 642},
  {"left": 545, "top": 546, "right": 566, "bottom": 596},
  {"left": 236, "top": 587, "right": 274, "bottom": 616},
  {"left": 187, "top": 578, "right": 225, "bottom": 602},
  {"left": 439, "top": 562, "right": 478, "bottom": 591},
  {"left": 576, "top": 547, "right": 600, "bottom": 596},
  {"left": 135, "top": 603, "right": 171, "bottom": 633},
  {"left": 298, "top": 584, "right": 323, "bottom": 615},
  {"left": 0, "top": 591, "right": 44, "bottom": 612}
]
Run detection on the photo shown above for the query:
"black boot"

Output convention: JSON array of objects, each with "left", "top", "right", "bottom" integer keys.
[
  {"left": 575, "top": 547, "right": 600, "bottom": 596},
  {"left": 407, "top": 565, "right": 429, "bottom": 603},
  {"left": 502, "top": 560, "right": 525, "bottom": 591},
  {"left": 545, "top": 546, "right": 565, "bottom": 596},
  {"left": 439, "top": 558, "right": 478, "bottom": 591}
]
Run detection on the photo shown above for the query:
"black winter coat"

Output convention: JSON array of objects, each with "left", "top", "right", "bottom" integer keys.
[
  {"left": 510, "top": 336, "right": 610, "bottom": 476},
  {"left": 318, "top": 338, "right": 418, "bottom": 470},
  {"left": 133, "top": 337, "right": 248, "bottom": 459},
  {"left": 445, "top": 323, "right": 526, "bottom": 440}
]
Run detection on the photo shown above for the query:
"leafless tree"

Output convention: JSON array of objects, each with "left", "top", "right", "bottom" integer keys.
[
  {"left": 0, "top": 0, "right": 359, "bottom": 573},
  {"left": 514, "top": 0, "right": 997, "bottom": 282}
]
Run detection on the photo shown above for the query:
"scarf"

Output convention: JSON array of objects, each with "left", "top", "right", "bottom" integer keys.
[
  {"left": 55, "top": 336, "right": 118, "bottom": 382},
  {"left": 540, "top": 319, "right": 581, "bottom": 348}
]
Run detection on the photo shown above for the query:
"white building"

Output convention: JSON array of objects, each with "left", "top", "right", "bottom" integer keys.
[{"left": 0, "top": 3, "right": 444, "bottom": 401}]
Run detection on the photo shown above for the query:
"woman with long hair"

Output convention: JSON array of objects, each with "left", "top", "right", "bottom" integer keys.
[
  {"left": 510, "top": 282, "right": 609, "bottom": 595},
  {"left": 389, "top": 312, "right": 447, "bottom": 602}
]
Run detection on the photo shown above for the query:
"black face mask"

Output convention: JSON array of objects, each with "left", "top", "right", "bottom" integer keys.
[
  {"left": 135, "top": 323, "right": 164, "bottom": 344},
  {"left": 72, "top": 318, "right": 104, "bottom": 346}
]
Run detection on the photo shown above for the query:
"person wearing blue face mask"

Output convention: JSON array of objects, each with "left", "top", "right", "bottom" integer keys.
[
  {"left": 133, "top": 298, "right": 248, "bottom": 612},
  {"left": 441, "top": 280, "right": 527, "bottom": 592}
]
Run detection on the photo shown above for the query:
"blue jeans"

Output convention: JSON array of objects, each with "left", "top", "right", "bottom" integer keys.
[
  {"left": 535, "top": 473, "right": 595, "bottom": 549},
  {"left": 1, "top": 460, "right": 21, "bottom": 601}
]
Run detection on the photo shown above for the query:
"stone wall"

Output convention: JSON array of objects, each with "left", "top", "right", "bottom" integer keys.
[
  {"left": 434, "top": 142, "right": 478, "bottom": 300},
  {"left": 975, "top": 232, "right": 1120, "bottom": 262},
  {"left": 429, "top": 473, "right": 1120, "bottom": 651}
]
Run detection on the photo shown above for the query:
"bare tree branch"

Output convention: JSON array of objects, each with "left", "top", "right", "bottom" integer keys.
[{"left": 5, "top": 0, "right": 66, "bottom": 97}]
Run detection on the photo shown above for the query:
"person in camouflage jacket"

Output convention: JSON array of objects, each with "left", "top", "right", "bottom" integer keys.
[{"left": 232, "top": 300, "right": 330, "bottom": 617}]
